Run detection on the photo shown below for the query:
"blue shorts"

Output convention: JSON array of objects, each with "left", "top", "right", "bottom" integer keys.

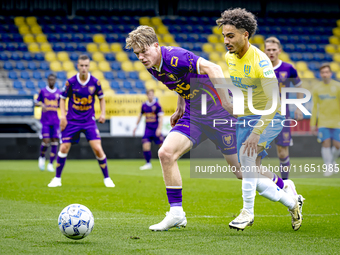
[
  {"left": 317, "top": 128, "right": 340, "bottom": 143},
  {"left": 236, "top": 113, "right": 284, "bottom": 162},
  {"left": 275, "top": 124, "right": 293, "bottom": 147}
]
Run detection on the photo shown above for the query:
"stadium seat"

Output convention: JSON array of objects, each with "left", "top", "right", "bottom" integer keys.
[
  {"left": 67, "top": 70, "right": 77, "bottom": 79},
  {"left": 99, "top": 43, "right": 110, "bottom": 53},
  {"left": 27, "top": 62, "right": 37, "bottom": 70},
  {"left": 296, "top": 61, "right": 308, "bottom": 72},
  {"left": 13, "top": 81, "right": 23, "bottom": 90},
  {"left": 14, "top": 17, "right": 25, "bottom": 26},
  {"left": 45, "top": 52, "right": 57, "bottom": 62},
  {"left": 129, "top": 72, "right": 139, "bottom": 80},
  {"left": 111, "top": 43, "right": 123, "bottom": 52},
  {"left": 202, "top": 43, "right": 214, "bottom": 53},
  {"left": 39, "top": 62, "right": 50, "bottom": 71},
  {"left": 123, "top": 81, "right": 133, "bottom": 90},
  {"left": 330, "top": 62, "right": 340, "bottom": 72},
  {"left": 16, "top": 62, "right": 25, "bottom": 70},
  {"left": 36, "top": 34, "right": 47, "bottom": 43},
  {"left": 308, "top": 62, "right": 321, "bottom": 71},
  {"left": 57, "top": 71, "right": 67, "bottom": 80},
  {"left": 38, "top": 81, "right": 46, "bottom": 89},
  {"left": 114, "top": 90, "right": 125, "bottom": 94},
  {"left": 76, "top": 44, "right": 86, "bottom": 52},
  {"left": 23, "top": 34, "right": 35, "bottom": 43},
  {"left": 18, "top": 26, "right": 30, "bottom": 35},
  {"left": 92, "top": 52, "right": 105, "bottom": 62},
  {"left": 110, "top": 81, "right": 120, "bottom": 90},
  {"left": 115, "top": 52, "right": 128, "bottom": 62},
  {"left": 62, "top": 61, "right": 75, "bottom": 71},
  {"left": 128, "top": 53, "right": 138, "bottom": 61},
  {"left": 302, "top": 53, "right": 314, "bottom": 62},
  {"left": 209, "top": 52, "right": 221, "bottom": 62},
  {"left": 3, "top": 61, "right": 13, "bottom": 70},
  {"left": 104, "top": 72, "right": 115, "bottom": 80},
  {"left": 98, "top": 61, "right": 111, "bottom": 72},
  {"left": 65, "top": 44, "right": 76, "bottom": 52},
  {"left": 135, "top": 81, "right": 145, "bottom": 89},
  {"left": 69, "top": 53, "right": 79, "bottom": 61},
  {"left": 93, "top": 34, "right": 105, "bottom": 43},
  {"left": 28, "top": 43, "right": 40, "bottom": 52},
  {"left": 25, "top": 81, "right": 35, "bottom": 89},
  {"left": 17, "top": 89, "right": 27, "bottom": 95},
  {"left": 325, "top": 44, "right": 337, "bottom": 54},
  {"left": 52, "top": 43, "right": 64, "bottom": 52},
  {"left": 34, "top": 53, "right": 44, "bottom": 61},
  {"left": 105, "top": 54, "right": 115, "bottom": 61},
  {"left": 60, "top": 34, "right": 71, "bottom": 43},
  {"left": 333, "top": 28, "right": 340, "bottom": 37},
  {"left": 8, "top": 71, "right": 18, "bottom": 80},
  {"left": 333, "top": 53, "right": 340, "bottom": 63},
  {"left": 215, "top": 43, "right": 225, "bottom": 53},
  {"left": 50, "top": 61, "right": 62, "bottom": 72},
  {"left": 92, "top": 70, "right": 104, "bottom": 80},
  {"left": 133, "top": 61, "right": 144, "bottom": 72},
  {"left": 23, "top": 52, "right": 33, "bottom": 61},
  {"left": 117, "top": 71, "right": 126, "bottom": 79},
  {"left": 41, "top": 43, "right": 52, "bottom": 52},
  {"left": 121, "top": 61, "right": 134, "bottom": 72},
  {"left": 139, "top": 70, "right": 152, "bottom": 81},
  {"left": 26, "top": 16, "right": 37, "bottom": 26},
  {"left": 57, "top": 52, "right": 69, "bottom": 62},
  {"left": 87, "top": 43, "right": 98, "bottom": 52},
  {"left": 33, "top": 71, "right": 42, "bottom": 80},
  {"left": 21, "top": 71, "right": 30, "bottom": 80},
  {"left": 89, "top": 61, "right": 98, "bottom": 72}
]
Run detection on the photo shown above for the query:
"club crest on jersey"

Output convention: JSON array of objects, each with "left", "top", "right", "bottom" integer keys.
[
  {"left": 171, "top": 56, "right": 179, "bottom": 67},
  {"left": 279, "top": 71, "right": 288, "bottom": 81},
  {"left": 222, "top": 134, "right": 233, "bottom": 147},
  {"left": 167, "top": 73, "right": 178, "bottom": 81},
  {"left": 244, "top": 65, "right": 251, "bottom": 75},
  {"left": 259, "top": 60, "right": 269, "bottom": 68},
  {"left": 88, "top": 86, "right": 95, "bottom": 94},
  {"left": 283, "top": 132, "right": 290, "bottom": 141}
]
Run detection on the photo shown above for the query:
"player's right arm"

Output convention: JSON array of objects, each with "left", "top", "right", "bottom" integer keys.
[
  {"left": 170, "top": 95, "right": 185, "bottom": 127},
  {"left": 34, "top": 90, "right": 46, "bottom": 111},
  {"left": 59, "top": 98, "right": 67, "bottom": 131},
  {"left": 310, "top": 87, "right": 319, "bottom": 135},
  {"left": 133, "top": 104, "right": 144, "bottom": 137}
]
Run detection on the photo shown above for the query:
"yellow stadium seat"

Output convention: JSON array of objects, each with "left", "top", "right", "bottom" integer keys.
[
  {"left": 139, "top": 17, "right": 150, "bottom": 26},
  {"left": 172, "top": 42, "right": 180, "bottom": 47},
  {"left": 40, "top": 43, "right": 52, "bottom": 52},
  {"left": 23, "top": 34, "right": 35, "bottom": 43},
  {"left": 99, "top": 43, "right": 110, "bottom": 53},
  {"left": 111, "top": 43, "right": 123, "bottom": 52},
  {"left": 325, "top": 44, "right": 337, "bottom": 54},
  {"left": 57, "top": 52, "right": 69, "bottom": 62},
  {"left": 157, "top": 35, "right": 163, "bottom": 43},
  {"left": 45, "top": 52, "right": 56, "bottom": 62},
  {"left": 209, "top": 52, "right": 221, "bottom": 62},
  {"left": 50, "top": 61, "right": 62, "bottom": 72},
  {"left": 154, "top": 90, "right": 164, "bottom": 98},
  {"left": 145, "top": 80, "right": 157, "bottom": 90},
  {"left": 157, "top": 26, "right": 168, "bottom": 34},
  {"left": 213, "top": 26, "right": 221, "bottom": 35},
  {"left": 303, "top": 70, "right": 315, "bottom": 79},
  {"left": 104, "top": 89, "right": 115, "bottom": 96},
  {"left": 279, "top": 52, "right": 290, "bottom": 62},
  {"left": 121, "top": 61, "right": 134, "bottom": 72},
  {"left": 333, "top": 53, "right": 340, "bottom": 63},
  {"left": 86, "top": 43, "right": 98, "bottom": 53},
  {"left": 28, "top": 43, "right": 39, "bottom": 53},
  {"left": 333, "top": 28, "right": 340, "bottom": 37},
  {"left": 98, "top": 61, "right": 111, "bottom": 72},
  {"left": 92, "top": 52, "right": 105, "bottom": 62},
  {"left": 115, "top": 52, "right": 128, "bottom": 62},
  {"left": 337, "top": 19, "right": 340, "bottom": 28},
  {"left": 134, "top": 61, "right": 145, "bottom": 71},
  {"left": 163, "top": 34, "right": 175, "bottom": 43},
  {"left": 67, "top": 70, "right": 77, "bottom": 79},
  {"left": 26, "top": 16, "right": 37, "bottom": 26},
  {"left": 219, "top": 35, "right": 224, "bottom": 43},
  {"left": 202, "top": 43, "right": 214, "bottom": 53},
  {"left": 89, "top": 61, "right": 98, "bottom": 72},
  {"left": 62, "top": 61, "right": 75, "bottom": 71},
  {"left": 253, "top": 35, "right": 264, "bottom": 44},
  {"left": 330, "top": 62, "right": 340, "bottom": 72},
  {"left": 151, "top": 17, "right": 163, "bottom": 26},
  {"left": 14, "top": 17, "right": 25, "bottom": 26},
  {"left": 31, "top": 25, "right": 42, "bottom": 34},
  {"left": 207, "top": 34, "right": 219, "bottom": 44},
  {"left": 139, "top": 70, "right": 152, "bottom": 81},
  {"left": 93, "top": 34, "right": 106, "bottom": 43},
  {"left": 296, "top": 61, "right": 308, "bottom": 72},
  {"left": 336, "top": 71, "right": 340, "bottom": 81},
  {"left": 100, "top": 80, "right": 110, "bottom": 90},
  {"left": 92, "top": 70, "right": 104, "bottom": 80},
  {"left": 18, "top": 26, "right": 30, "bottom": 34},
  {"left": 329, "top": 36, "right": 340, "bottom": 45},
  {"left": 215, "top": 43, "right": 226, "bottom": 53},
  {"left": 35, "top": 34, "right": 47, "bottom": 43}
]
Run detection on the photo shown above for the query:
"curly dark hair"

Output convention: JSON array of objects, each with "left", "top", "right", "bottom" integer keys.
[{"left": 216, "top": 8, "right": 257, "bottom": 38}]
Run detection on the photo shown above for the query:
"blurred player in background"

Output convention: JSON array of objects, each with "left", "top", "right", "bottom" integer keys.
[
  {"left": 310, "top": 63, "right": 340, "bottom": 177},
  {"left": 47, "top": 55, "right": 115, "bottom": 188},
  {"left": 35, "top": 73, "right": 60, "bottom": 172},
  {"left": 133, "top": 89, "right": 164, "bottom": 170},
  {"left": 264, "top": 37, "right": 303, "bottom": 183},
  {"left": 219, "top": 8, "right": 304, "bottom": 231}
]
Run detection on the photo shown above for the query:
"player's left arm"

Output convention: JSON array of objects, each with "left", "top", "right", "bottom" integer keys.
[
  {"left": 290, "top": 65, "right": 304, "bottom": 120},
  {"left": 156, "top": 104, "right": 164, "bottom": 137},
  {"left": 98, "top": 97, "right": 106, "bottom": 123},
  {"left": 198, "top": 58, "right": 234, "bottom": 115}
]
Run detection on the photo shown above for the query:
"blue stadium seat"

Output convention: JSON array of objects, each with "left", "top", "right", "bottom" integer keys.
[
  {"left": 21, "top": 71, "right": 30, "bottom": 80},
  {"left": 313, "top": 53, "right": 325, "bottom": 61},
  {"left": 306, "top": 44, "right": 318, "bottom": 52},
  {"left": 72, "top": 34, "right": 82, "bottom": 43},
  {"left": 83, "top": 34, "right": 92, "bottom": 43},
  {"left": 110, "top": 61, "right": 121, "bottom": 70},
  {"left": 123, "top": 81, "right": 133, "bottom": 90},
  {"left": 320, "top": 36, "right": 329, "bottom": 44},
  {"left": 129, "top": 90, "right": 138, "bottom": 94},
  {"left": 57, "top": 71, "right": 67, "bottom": 80},
  {"left": 6, "top": 43, "right": 17, "bottom": 52},
  {"left": 53, "top": 43, "right": 65, "bottom": 52},
  {"left": 17, "top": 43, "right": 27, "bottom": 52},
  {"left": 105, "top": 54, "right": 115, "bottom": 61},
  {"left": 0, "top": 52, "right": 9, "bottom": 61},
  {"left": 114, "top": 90, "right": 125, "bottom": 94},
  {"left": 70, "top": 52, "right": 78, "bottom": 61},
  {"left": 277, "top": 35, "right": 288, "bottom": 44},
  {"left": 300, "top": 36, "right": 310, "bottom": 44},
  {"left": 10, "top": 52, "right": 21, "bottom": 61},
  {"left": 28, "top": 62, "right": 37, "bottom": 70},
  {"left": 110, "top": 81, "right": 120, "bottom": 90},
  {"left": 33, "top": 71, "right": 42, "bottom": 80},
  {"left": 135, "top": 81, "right": 145, "bottom": 89},
  {"left": 40, "top": 62, "right": 50, "bottom": 71},
  {"left": 76, "top": 44, "right": 86, "bottom": 52},
  {"left": 128, "top": 53, "right": 138, "bottom": 61},
  {"left": 117, "top": 71, "right": 126, "bottom": 80},
  {"left": 290, "top": 53, "right": 303, "bottom": 62},
  {"left": 102, "top": 25, "right": 113, "bottom": 33},
  {"left": 13, "top": 81, "right": 23, "bottom": 90},
  {"left": 0, "top": 44, "right": 4, "bottom": 51},
  {"left": 34, "top": 53, "right": 44, "bottom": 61},
  {"left": 60, "top": 34, "right": 71, "bottom": 43},
  {"left": 47, "top": 34, "right": 59, "bottom": 42},
  {"left": 302, "top": 53, "right": 314, "bottom": 62},
  {"left": 104, "top": 72, "right": 115, "bottom": 80},
  {"left": 44, "top": 71, "right": 54, "bottom": 79},
  {"left": 30, "top": 89, "right": 39, "bottom": 95},
  {"left": 17, "top": 90, "right": 27, "bottom": 95},
  {"left": 325, "top": 54, "right": 333, "bottom": 62},
  {"left": 38, "top": 81, "right": 47, "bottom": 89},
  {"left": 283, "top": 44, "right": 295, "bottom": 53},
  {"left": 23, "top": 52, "right": 32, "bottom": 61},
  {"left": 55, "top": 25, "right": 67, "bottom": 33},
  {"left": 3, "top": 61, "right": 13, "bottom": 70},
  {"left": 287, "top": 36, "right": 299, "bottom": 44},
  {"left": 193, "top": 43, "right": 202, "bottom": 52},
  {"left": 129, "top": 72, "right": 139, "bottom": 80},
  {"left": 65, "top": 43, "right": 76, "bottom": 52},
  {"left": 26, "top": 81, "right": 35, "bottom": 89},
  {"left": 16, "top": 62, "right": 25, "bottom": 70},
  {"left": 187, "top": 34, "right": 198, "bottom": 43},
  {"left": 295, "top": 44, "right": 306, "bottom": 52},
  {"left": 175, "top": 34, "right": 187, "bottom": 43},
  {"left": 8, "top": 71, "right": 18, "bottom": 80},
  {"left": 198, "top": 35, "right": 208, "bottom": 43},
  {"left": 1, "top": 34, "right": 11, "bottom": 42},
  {"left": 308, "top": 61, "right": 321, "bottom": 71}
]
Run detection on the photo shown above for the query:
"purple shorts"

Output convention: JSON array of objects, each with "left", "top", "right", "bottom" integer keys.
[
  {"left": 142, "top": 128, "right": 164, "bottom": 145},
  {"left": 170, "top": 109, "right": 237, "bottom": 155},
  {"left": 61, "top": 121, "right": 101, "bottom": 144},
  {"left": 41, "top": 124, "right": 60, "bottom": 139},
  {"left": 275, "top": 125, "right": 292, "bottom": 147}
]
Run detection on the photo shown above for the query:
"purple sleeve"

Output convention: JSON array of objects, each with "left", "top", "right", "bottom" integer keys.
[
  {"left": 170, "top": 48, "right": 200, "bottom": 74},
  {"left": 290, "top": 65, "right": 302, "bottom": 86},
  {"left": 156, "top": 103, "right": 163, "bottom": 115},
  {"left": 141, "top": 104, "right": 145, "bottom": 114},
  {"left": 96, "top": 81, "right": 104, "bottom": 98},
  {"left": 61, "top": 80, "right": 72, "bottom": 99},
  {"left": 36, "top": 90, "right": 43, "bottom": 102}
]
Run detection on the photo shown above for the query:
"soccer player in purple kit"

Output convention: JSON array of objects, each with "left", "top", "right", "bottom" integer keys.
[
  {"left": 133, "top": 89, "right": 164, "bottom": 170},
  {"left": 47, "top": 55, "right": 115, "bottom": 188},
  {"left": 35, "top": 73, "right": 60, "bottom": 172},
  {"left": 264, "top": 37, "right": 303, "bottom": 190}
]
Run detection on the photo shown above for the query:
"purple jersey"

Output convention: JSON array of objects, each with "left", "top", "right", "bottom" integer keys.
[
  {"left": 36, "top": 86, "right": 60, "bottom": 125},
  {"left": 273, "top": 60, "right": 302, "bottom": 118},
  {"left": 61, "top": 73, "right": 104, "bottom": 123},
  {"left": 147, "top": 46, "right": 221, "bottom": 116},
  {"left": 141, "top": 99, "right": 163, "bottom": 130}
]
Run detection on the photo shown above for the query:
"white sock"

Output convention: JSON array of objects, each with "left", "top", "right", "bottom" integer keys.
[
  {"left": 170, "top": 206, "right": 184, "bottom": 216},
  {"left": 278, "top": 192, "right": 296, "bottom": 210},
  {"left": 321, "top": 147, "right": 333, "bottom": 170},
  {"left": 332, "top": 146, "right": 340, "bottom": 163}
]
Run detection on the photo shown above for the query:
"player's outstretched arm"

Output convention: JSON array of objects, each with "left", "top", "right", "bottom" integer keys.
[
  {"left": 60, "top": 98, "right": 67, "bottom": 131},
  {"left": 98, "top": 98, "right": 106, "bottom": 123},
  {"left": 198, "top": 58, "right": 234, "bottom": 115}
]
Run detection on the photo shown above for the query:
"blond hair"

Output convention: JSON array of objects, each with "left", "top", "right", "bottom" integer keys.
[
  {"left": 126, "top": 25, "right": 159, "bottom": 50},
  {"left": 265, "top": 36, "right": 282, "bottom": 49}
]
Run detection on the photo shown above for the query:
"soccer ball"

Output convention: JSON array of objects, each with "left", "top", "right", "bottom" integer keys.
[{"left": 58, "top": 204, "right": 94, "bottom": 240}]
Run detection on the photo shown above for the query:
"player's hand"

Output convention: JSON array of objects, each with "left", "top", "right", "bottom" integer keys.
[
  {"left": 294, "top": 108, "right": 303, "bottom": 121},
  {"left": 60, "top": 117, "right": 67, "bottom": 131},
  {"left": 98, "top": 114, "right": 106, "bottom": 123},
  {"left": 222, "top": 102, "right": 237, "bottom": 118},
  {"left": 132, "top": 127, "right": 137, "bottom": 137},
  {"left": 170, "top": 110, "right": 184, "bottom": 127},
  {"left": 310, "top": 126, "right": 318, "bottom": 136},
  {"left": 242, "top": 132, "right": 260, "bottom": 157},
  {"left": 41, "top": 104, "right": 47, "bottom": 112},
  {"left": 156, "top": 128, "right": 162, "bottom": 137}
]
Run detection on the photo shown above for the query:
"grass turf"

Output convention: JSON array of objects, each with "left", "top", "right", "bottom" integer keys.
[{"left": 0, "top": 158, "right": 339, "bottom": 254}]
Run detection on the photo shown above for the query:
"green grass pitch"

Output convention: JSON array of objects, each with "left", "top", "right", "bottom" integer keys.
[{"left": 0, "top": 158, "right": 339, "bottom": 254}]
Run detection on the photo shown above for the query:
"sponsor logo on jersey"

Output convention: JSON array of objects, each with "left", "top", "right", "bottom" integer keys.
[{"left": 259, "top": 60, "right": 269, "bottom": 68}]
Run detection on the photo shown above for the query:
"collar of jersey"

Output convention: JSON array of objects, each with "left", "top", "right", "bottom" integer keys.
[
  {"left": 46, "top": 86, "right": 57, "bottom": 93},
  {"left": 151, "top": 47, "right": 163, "bottom": 72},
  {"left": 273, "top": 60, "right": 282, "bottom": 70},
  {"left": 77, "top": 72, "right": 91, "bottom": 86},
  {"left": 145, "top": 99, "right": 156, "bottom": 106}
]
